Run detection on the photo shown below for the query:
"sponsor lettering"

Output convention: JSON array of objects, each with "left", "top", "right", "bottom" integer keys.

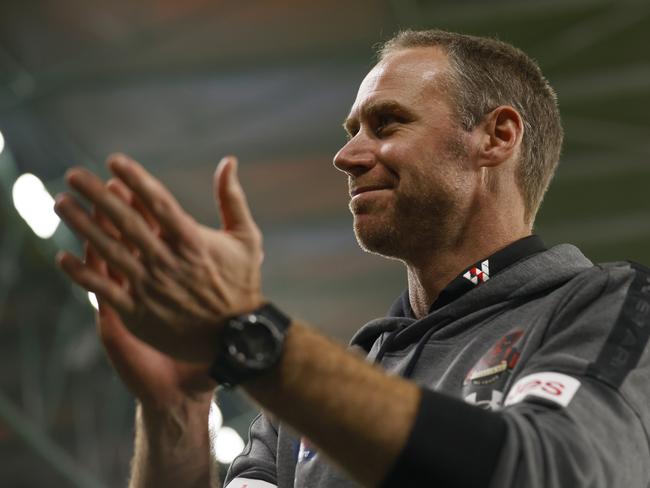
[{"left": 505, "top": 372, "right": 581, "bottom": 408}]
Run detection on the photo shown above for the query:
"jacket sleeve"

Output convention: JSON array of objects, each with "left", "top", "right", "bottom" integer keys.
[
  {"left": 492, "top": 262, "right": 650, "bottom": 487},
  {"left": 383, "top": 262, "right": 650, "bottom": 488},
  {"left": 223, "top": 413, "right": 279, "bottom": 488},
  {"left": 493, "top": 375, "right": 647, "bottom": 487}
]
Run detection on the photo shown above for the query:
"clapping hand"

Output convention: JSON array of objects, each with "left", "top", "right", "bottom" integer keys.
[{"left": 55, "top": 154, "right": 264, "bottom": 365}]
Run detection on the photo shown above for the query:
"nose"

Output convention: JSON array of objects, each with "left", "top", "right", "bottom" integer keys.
[{"left": 332, "top": 135, "right": 376, "bottom": 177}]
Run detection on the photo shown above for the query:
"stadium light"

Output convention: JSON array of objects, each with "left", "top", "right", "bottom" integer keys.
[
  {"left": 0, "top": 130, "right": 4, "bottom": 155},
  {"left": 88, "top": 292, "right": 99, "bottom": 310},
  {"left": 209, "top": 400, "right": 224, "bottom": 433},
  {"left": 209, "top": 400, "right": 245, "bottom": 463},
  {"left": 214, "top": 426, "right": 245, "bottom": 464},
  {"left": 12, "top": 173, "right": 60, "bottom": 239}
]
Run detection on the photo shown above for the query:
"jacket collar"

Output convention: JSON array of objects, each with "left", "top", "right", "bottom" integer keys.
[{"left": 389, "top": 235, "right": 547, "bottom": 318}]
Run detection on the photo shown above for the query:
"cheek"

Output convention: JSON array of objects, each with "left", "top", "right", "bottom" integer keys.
[
  {"left": 376, "top": 136, "right": 473, "bottom": 195},
  {"left": 402, "top": 161, "right": 471, "bottom": 207},
  {"left": 376, "top": 142, "right": 430, "bottom": 187},
  {"left": 377, "top": 141, "right": 408, "bottom": 168}
]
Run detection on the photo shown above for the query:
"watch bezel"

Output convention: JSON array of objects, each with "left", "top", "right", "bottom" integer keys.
[
  {"left": 225, "top": 313, "right": 286, "bottom": 370},
  {"left": 210, "top": 303, "right": 291, "bottom": 388}
]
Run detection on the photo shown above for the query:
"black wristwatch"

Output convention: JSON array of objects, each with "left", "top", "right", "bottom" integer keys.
[{"left": 210, "top": 303, "right": 292, "bottom": 388}]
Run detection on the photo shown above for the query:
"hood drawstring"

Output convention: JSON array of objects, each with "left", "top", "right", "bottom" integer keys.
[
  {"left": 374, "top": 324, "right": 408, "bottom": 363},
  {"left": 402, "top": 326, "right": 438, "bottom": 378}
]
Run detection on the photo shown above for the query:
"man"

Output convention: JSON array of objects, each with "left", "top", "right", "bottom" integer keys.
[{"left": 55, "top": 30, "right": 650, "bottom": 487}]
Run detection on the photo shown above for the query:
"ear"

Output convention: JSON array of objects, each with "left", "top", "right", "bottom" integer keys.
[{"left": 477, "top": 105, "right": 523, "bottom": 168}]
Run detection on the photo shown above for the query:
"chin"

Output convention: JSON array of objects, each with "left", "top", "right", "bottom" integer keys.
[
  {"left": 353, "top": 215, "right": 404, "bottom": 260},
  {"left": 353, "top": 207, "right": 451, "bottom": 262}
]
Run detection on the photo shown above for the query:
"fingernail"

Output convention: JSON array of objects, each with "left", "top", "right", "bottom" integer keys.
[
  {"left": 108, "top": 154, "right": 128, "bottom": 169},
  {"left": 55, "top": 250, "right": 66, "bottom": 265},
  {"left": 64, "top": 168, "right": 78, "bottom": 184},
  {"left": 53, "top": 194, "right": 66, "bottom": 213}
]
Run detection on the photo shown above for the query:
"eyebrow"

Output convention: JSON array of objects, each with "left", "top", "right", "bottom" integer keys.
[{"left": 342, "top": 100, "right": 415, "bottom": 135}]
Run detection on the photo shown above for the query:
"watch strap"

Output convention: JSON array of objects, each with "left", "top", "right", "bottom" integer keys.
[{"left": 256, "top": 303, "right": 291, "bottom": 331}]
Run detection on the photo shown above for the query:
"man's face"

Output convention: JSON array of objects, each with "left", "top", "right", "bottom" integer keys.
[{"left": 333, "top": 47, "right": 476, "bottom": 261}]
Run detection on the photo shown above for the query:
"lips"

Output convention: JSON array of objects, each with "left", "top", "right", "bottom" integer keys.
[{"left": 349, "top": 185, "right": 391, "bottom": 197}]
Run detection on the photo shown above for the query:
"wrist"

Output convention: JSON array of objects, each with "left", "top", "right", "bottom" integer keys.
[
  {"left": 132, "top": 398, "right": 214, "bottom": 488},
  {"left": 137, "top": 384, "right": 215, "bottom": 413},
  {"left": 138, "top": 395, "right": 212, "bottom": 435}
]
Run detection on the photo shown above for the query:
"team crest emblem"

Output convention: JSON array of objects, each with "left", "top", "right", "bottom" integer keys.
[{"left": 463, "top": 328, "right": 524, "bottom": 410}]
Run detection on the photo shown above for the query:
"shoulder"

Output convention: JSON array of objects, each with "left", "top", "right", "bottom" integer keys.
[
  {"left": 521, "top": 259, "right": 650, "bottom": 389},
  {"left": 582, "top": 261, "right": 650, "bottom": 389},
  {"left": 552, "top": 260, "right": 645, "bottom": 316}
]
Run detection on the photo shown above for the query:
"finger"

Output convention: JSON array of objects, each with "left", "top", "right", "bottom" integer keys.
[
  {"left": 94, "top": 206, "right": 120, "bottom": 241},
  {"left": 107, "top": 178, "right": 161, "bottom": 236},
  {"left": 96, "top": 206, "right": 139, "bottom": 260},
  {"left": 100, "top": 182, "right": 137, "bottom": 254},
  {"left": 87, "top": 239, "right": 128, "bottom": 288},
  {"left": 55, "top": 193, "right": 145, "bottom": 281},
  {"left": 65, "top": 167, "right": 171, "bottom": 261},
  {"left": 89, "top": 193, "right": 133, "bottom": 289},
  {"left": 102, "top": 180, "right": 157, "bottom": 262},
  {"left": 106, "top": 177, "right": 133, "bottom": 203},
  {"left": 84, "top": 241, "right": 129, "bottom": 345},
  {"left": 57, "top": 250, "right": 135, "bottom": 315},
  {"left": 106, "top": 153, "right": 193, "bottom": 240},
  {"left": 100, "top": 179, "right": 132, "bottom": 239},
  {"left": 85, "top": 241, "right": 107, "bottom": 275},
  {"left": 85, "top": 242, "right": 128, "bottom": 318},
  {"left": 89, "top": 211, "right": 132, "bottom": 284},
  {"left": 215, "top": 156, "right": 259, "bottom": 234}
]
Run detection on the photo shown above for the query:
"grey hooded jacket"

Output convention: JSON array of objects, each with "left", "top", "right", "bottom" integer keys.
[{"left": 225, "top": 239, "right": 650, "bottom": 487}]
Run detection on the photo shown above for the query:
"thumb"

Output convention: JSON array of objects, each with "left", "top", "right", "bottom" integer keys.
[{"left": 215, "top": 156, "right": 257, "bottom": 233}]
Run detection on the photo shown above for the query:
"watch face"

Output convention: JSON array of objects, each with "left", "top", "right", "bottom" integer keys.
[{"left": 227, "top": 315, "right": 283, "bottom": 369}]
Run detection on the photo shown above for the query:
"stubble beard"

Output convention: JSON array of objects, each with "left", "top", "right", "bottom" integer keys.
[
  {"left": 351, "top": 135, "right": 469, "bottom": 262},
  {"left": 351, "top": 183, "right": 461, "bottom": 262}
]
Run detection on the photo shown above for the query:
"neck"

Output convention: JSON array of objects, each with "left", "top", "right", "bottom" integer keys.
[{"left": 406, "top": 229, "right": 531, "bottom": 318}]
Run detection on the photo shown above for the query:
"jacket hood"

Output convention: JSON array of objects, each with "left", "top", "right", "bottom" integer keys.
[{"left": 350, "top": 244, "right": 593, "bottom": 353}]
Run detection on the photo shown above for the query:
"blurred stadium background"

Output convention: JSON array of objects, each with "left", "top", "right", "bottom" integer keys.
[{"left": 0, "top": 0, "right": 648, "bottom": 485}]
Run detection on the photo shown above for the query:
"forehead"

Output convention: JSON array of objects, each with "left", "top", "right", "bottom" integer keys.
[{"left": 351, "top": 47, "right": 451, "bottom": 113}]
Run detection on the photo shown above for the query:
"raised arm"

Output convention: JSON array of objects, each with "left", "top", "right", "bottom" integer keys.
[
  {"left": 71, "top": 175, "right": 220, "bottom": 488},
  {"left": 55, "top": 154, "right": 650, "bottom": 488},
  {"left": 54, "top": 154, "right": 427, "bottom": 486}
]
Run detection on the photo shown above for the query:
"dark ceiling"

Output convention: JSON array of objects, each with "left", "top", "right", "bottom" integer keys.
[{"left": 0, "top": 0, "right": 649, "bottom": 486}]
